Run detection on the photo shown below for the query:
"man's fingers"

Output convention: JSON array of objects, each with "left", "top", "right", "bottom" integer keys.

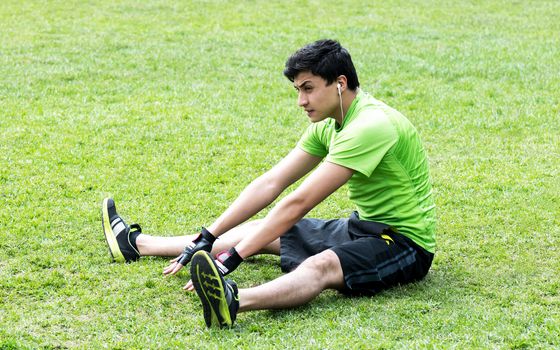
[
  {"left": 163, "top": 262, "right": 184, "bottom": 275},
  {"left": 162, "top": 263, "right": 174, "bottom": 275},
  {"left": 183, "top": 280, "right": 194, "bottom": 291},
  {"left": 171, "top": 263, "right": 184, "bottom": 275}
]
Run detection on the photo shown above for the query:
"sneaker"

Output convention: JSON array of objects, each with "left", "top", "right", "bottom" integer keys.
[
  {"left": 190, "top": 250, "right": 239, "bottom": 328},
  {"left": 101, "top": 198, "right": 141, "bottom": 263}
]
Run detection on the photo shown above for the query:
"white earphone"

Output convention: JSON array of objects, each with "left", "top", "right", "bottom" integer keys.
[{"left": 337, "top": 82, "right": 344, "bottom": 119}]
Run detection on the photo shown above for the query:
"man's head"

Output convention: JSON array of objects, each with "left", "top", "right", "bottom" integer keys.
[
  {"left": 284, "top": 40, "right": 360, "bottom": 123},
  {"left": 283, "top": 39, "right": 359, "bottom": 91}
]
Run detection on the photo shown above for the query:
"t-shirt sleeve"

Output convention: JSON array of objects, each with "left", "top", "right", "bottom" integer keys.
[
  {"left": 326, "top": 110, "right": 398, "bottom": 177},
  {"left": 297, "top": 123, "right": 329, "bottom": 158}
]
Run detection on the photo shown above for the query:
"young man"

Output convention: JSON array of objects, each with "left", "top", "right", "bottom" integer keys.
[{"left": 102, "top": 39, "right": 436, "bottom": 328}]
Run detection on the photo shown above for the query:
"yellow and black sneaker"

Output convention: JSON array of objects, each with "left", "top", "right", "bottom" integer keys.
[
  {"left": 101, "top": 198, "right": 141, "bottom": 263},
  {"left": 191, "top": 250, "right": 239, "bottom": 328}
]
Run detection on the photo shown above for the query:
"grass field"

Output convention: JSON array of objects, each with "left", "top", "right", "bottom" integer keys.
[{"left": 1, "top": 0, "right": 559, "bottom": 348}]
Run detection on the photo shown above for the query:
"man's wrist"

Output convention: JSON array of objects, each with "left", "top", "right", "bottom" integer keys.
[
  {"left": 200, "top": 227, "right": 216, "bottom": 243},
  {"left": 215, "top": 247, "right": 243, "bottom": 275},
  {"left": 177, "top": 227, "right": 216, "bottom": 265}
]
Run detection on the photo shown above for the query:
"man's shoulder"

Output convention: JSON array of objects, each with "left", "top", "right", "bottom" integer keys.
[
  {"left": 346, "top": 106, "right": 397, "bottom": 140},
  {"left": 353, "top": 95, "right": 414, "bottom": 136}
]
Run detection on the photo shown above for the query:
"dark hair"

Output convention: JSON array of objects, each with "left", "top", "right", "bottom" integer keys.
[{"left": 283, "top": 39, "right": 360, "bottom": 90}]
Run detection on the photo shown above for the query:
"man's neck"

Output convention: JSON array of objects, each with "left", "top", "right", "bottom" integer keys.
[{"left": 334, "top": 88, "right": 359, "bottom": 126}]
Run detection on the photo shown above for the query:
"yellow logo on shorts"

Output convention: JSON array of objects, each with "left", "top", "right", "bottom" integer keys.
[{"left": 381, "top": 234, "right": 394, "bottom": 245}]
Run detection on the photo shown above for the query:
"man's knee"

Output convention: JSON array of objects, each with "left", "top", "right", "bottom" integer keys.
[{"left": 298, "top": 250, "right": 344, "bottom": 288}]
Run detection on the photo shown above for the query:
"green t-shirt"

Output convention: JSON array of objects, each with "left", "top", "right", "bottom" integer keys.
[{"left": 297, "top": 90, "right": 436, "bottom": 253}]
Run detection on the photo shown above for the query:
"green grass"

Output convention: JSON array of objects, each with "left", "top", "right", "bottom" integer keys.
[{"left": 1, "top": 0, "right": 559, "bottom": 348}]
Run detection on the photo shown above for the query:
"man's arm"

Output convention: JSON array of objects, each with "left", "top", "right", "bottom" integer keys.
[
  {"left": 234, "top": 160, "right": 354, "bottom": 259},
  {"left": 207, "top": 148, "right": 323, "bottom": 237}
]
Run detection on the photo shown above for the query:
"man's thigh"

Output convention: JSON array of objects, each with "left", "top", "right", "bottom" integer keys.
[
  {"left": 280, "top": 217, "right": 350, "bottom": 272},
  {"left": 331, "top": 233, "right": 433, "bottom": 295}
]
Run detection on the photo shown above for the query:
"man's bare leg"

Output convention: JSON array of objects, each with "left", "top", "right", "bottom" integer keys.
[
  {"left": 135, "top": 219, "right": 280, "bottom": 257},
  {"left": 238, "top": 249, "right": 345, "bottom": 311}
]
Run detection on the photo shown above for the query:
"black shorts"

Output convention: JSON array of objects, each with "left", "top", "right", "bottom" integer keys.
[{"left": 280, "top": 212, "right": 434, "bottom": 296}]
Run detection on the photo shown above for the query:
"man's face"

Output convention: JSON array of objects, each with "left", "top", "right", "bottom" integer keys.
[{"left": 293, "top": 71, "right": 339, "bottom": 123}]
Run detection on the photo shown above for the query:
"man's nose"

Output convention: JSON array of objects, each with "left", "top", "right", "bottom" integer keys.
[{"left": 298, "top": 93, "right": 307, "bottom": 107}]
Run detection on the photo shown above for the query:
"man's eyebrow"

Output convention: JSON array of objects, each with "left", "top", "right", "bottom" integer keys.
[{"left": 294, "top": 80, "right": 312, "bottom": 89}]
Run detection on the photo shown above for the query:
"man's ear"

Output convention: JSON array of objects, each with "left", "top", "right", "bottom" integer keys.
[{"left": 336, "top": 75, "right": 348, "bottom": 92}]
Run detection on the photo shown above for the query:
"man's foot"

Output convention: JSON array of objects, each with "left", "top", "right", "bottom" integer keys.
[
  {"left": 191, "top": 250, "right": 239, "bottom": 328},
  {"left": 101, "top": 198, "right": 141, "bottom": 263}
]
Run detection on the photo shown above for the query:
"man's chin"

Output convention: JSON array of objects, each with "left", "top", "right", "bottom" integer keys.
[{"left": 308, "top": 114, "right": 326, "bottom": 123}]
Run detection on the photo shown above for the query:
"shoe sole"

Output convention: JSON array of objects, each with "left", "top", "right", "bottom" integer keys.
[
  {"left": 101, "top": 198, "right": 126, "bottom": 263},
  {"left": 191, "top": 251, "right": 232, "bottom": 328}
]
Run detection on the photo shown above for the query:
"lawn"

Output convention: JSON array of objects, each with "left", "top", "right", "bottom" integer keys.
[{"left": 1, "top": 0, "right": 558, "bottom": 348}]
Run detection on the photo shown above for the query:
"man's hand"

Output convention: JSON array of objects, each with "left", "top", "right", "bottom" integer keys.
[{"left": 163, "top": 227, "right": 216, "bottom": 276}]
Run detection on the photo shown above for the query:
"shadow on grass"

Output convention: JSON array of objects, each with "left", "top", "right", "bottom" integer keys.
[{"left": 244, "top": 276, "right": 441, "bottom": 326}]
